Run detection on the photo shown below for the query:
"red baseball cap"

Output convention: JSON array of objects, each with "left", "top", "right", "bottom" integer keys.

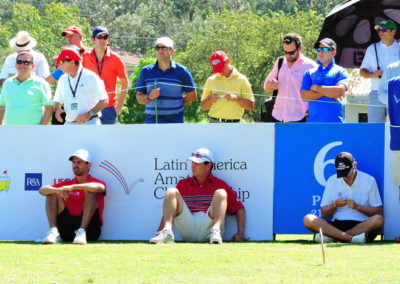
[
  {"left": 61, "top": 26, "right": 83, "bottom": 37},
  {"left": 53, "top": 47, "right": 81, "bottom": 62},
  {"left": 210, "top": 51, "right": 229, "bottom": 74}
]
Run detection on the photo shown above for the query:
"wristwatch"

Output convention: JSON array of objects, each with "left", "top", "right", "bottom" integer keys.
[{"left": 89, "top": 110, "right": 95, "bottom": 117}]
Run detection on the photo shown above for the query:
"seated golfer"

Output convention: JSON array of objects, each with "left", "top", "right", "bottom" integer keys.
[
  {"left": 303, "top": 152, "right": 384, "bottom": 243},
  {"left": 150, "top": 148, "right": 246, "bottom": 244},
  {"left": 39, "top": 149, "right": 106, "bottom": 245}
]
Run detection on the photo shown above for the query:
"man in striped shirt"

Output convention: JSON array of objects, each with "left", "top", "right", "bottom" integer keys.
[{"left": 150, "top": 148, "right": 245, "bottom": 244}]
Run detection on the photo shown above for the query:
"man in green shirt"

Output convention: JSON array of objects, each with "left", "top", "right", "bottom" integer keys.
[{"left": 0, "top": 52, "right": 53, "bottom": 125}]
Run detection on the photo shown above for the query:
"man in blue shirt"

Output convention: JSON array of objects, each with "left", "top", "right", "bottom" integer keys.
[
  {"left": 136, "top": 37, "right": 197, "bottom": 123},
  {"left": 300, "top": 38, "right": 348, "bottom": 122}
]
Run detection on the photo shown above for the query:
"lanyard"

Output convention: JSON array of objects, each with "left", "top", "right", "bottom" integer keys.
[
  {"left": 95, "top": 50, "right": 107, "bottom": 77},
  {"left": 68, "top": 69, "right": 83, "bottom": 98}
]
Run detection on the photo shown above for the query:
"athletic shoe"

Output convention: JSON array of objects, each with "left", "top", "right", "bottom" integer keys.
[
  {"left": 351, "top": 232, "right": 366, "bottom": 244},
  {"left": 149, "top": 229, "right": 174, "bottom": 244},
  {"left": 73, "top": 228, "right": 87, "bottom": 245},
  {"left": 209, "top": 228, "right": 223, "bottom": 244},
  {"left": 42, "top": 227, "right": 61, "bottom": 244},
  {"left": 314, "top": 233, "right": 334, "bottom": 244}
]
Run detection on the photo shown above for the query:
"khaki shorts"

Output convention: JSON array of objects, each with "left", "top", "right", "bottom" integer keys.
[
  {"left": 174, "top": 202, "right": 224, "bottom": 242},
  {"left": 392, "top": 151, "right": 400, "bottom": 186}
]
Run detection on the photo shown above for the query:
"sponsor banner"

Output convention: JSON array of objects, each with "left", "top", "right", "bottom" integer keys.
[
  {"left": 274, "top": 123, "right": 384, "bottom": 234},
  {"left": 0, "top": 124, "right": 274, "bottom": 241}
]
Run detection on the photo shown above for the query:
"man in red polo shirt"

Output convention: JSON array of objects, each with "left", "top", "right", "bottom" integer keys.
[
  {"left": 150, "top": 148, "right": 246, "bottom": 244},
  {"left": 83, "top": 26, "right": 129, "bottom": 124},
  {"left": 39, "top": 149, "right": 106, "bottom": 245}
]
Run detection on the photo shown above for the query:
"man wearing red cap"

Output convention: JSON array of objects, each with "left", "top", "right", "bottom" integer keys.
[
  {"left": 303, "top": 152, "right": 384, "bottom": 244},
  {"left": 39, "top": 149, "right": 106, "bottom": 245},
  {"left": 83, "top": 26, "right": 129, "bottom": 124},
  {"left": 53, "top": 47, "right": 108, "bottom": 125},
  {"left": 201, "top": 51, "right": 254, "bottom": 122}
]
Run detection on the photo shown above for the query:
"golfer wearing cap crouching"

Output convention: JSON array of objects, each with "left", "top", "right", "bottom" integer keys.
[
  {"left": 303, "top": 152, "right": 384, "bottom": 244},
  {"left": 39, "top": 149, "right": 106, "bottom": 245},
  {"left": 150, "top": 148, "right": 246, "bottom": 244}
]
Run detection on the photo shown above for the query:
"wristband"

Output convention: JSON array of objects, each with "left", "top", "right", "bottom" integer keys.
[{"left": 51, "top": 68, "right": 64, "bottom": 80}]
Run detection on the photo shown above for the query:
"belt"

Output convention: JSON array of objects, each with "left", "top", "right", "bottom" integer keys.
[{"left": 210, "top": 117, "right": 240, "bottom": 123}]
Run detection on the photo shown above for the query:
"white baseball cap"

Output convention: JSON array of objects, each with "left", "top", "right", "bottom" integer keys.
[
  {"left": 69, "top": 149, "right": 91, "bottom": 163},
  {"left": 187, "top": 148, "right": 214, "bottom": 164},
  {"left": 154, "top": 37, "right": 174, "bottom": 48}
]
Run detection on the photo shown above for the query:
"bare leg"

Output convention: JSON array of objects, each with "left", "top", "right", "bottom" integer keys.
[
  {"left": 162, "top": 188, "right": 184, "bottom": 231},
  {"left": 209, "top": 189, "right": 227, "bottom": 230},
  {"left": 46, "top": 194, "right": 65, "bottom": 228},
  {"left": 346, "top": 215, "right": 384, "bottom": 236},
  {"left": 303, "top": 214, "right": 352, "bottom": 242},
  {"left": 80, "top": 192, "right": 99, "bottom": 230}
]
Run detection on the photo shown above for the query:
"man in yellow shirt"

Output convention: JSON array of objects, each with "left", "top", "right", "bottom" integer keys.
[{"left": 201, "top": 51, "right": 254, "bottom": 122}]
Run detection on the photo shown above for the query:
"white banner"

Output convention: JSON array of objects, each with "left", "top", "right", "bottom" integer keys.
[{"left": 0, "top": 124, "right": 274, "bottom": 241}]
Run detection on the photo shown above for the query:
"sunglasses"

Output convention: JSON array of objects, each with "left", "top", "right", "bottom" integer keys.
[
  {"left": 96, "top": 35, "right": 109, "bottom": 40},
  {"left": 155, "top": 46, "right": 170, "bottom": 51},
  {"left": 378, "top": 28, "right": 388, "bottom": 33},
  {"left": 16, "top": 60, "right": 32, "bottom": 65},
  {"left": 283, "top": 49, "right": 297, "bottom": 55},
  {"left": 317, "top": 47, "right": 332, "bottom": 52},
  {"left": 191, "top": 152, "right": 212, "bottom": 163}
]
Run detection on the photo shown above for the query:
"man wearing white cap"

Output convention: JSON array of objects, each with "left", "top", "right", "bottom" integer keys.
[
  {"left": 53, "top": 47, "right": 108, "bottom": 125},
  {"left": 0, "top": 31, "right": 50, "bottom": 86},
  {"left": 150, "top": 148, "right": 246, "bottom": 244},
  {"left": 136, "top": 36, "right": 197, "bottom": 123},
  {"left": 39, "top": 149, "right": 106, "bottom": 245}
]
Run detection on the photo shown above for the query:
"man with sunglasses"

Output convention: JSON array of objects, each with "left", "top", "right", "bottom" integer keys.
[
  {"left": 303, "top": 152, "right": 384, "bottom": 244},
  {"left": 83, "top": 26, "right": 129, "bottom": 124},
  {"left": 0, "top": 31, "right": 50, "bottom": 86},
  {"left": 300, "top": 38, "right": 348, "bottom": 122},
  {"left": 360, "top": 19, "right": 399, "bottom": 123},
  {"left": 53, "top": 48, "right": 108, "bottom": 125},
  {"left": 201, "top": 50, "right": 254, "bottom": 122},
  {"left": 0, "top": 52, "right": 53, "bottom": 125},
  {"left": 150, "top": 148, "right": 246, "bottom": 244},
  {"left": 136, "top": 37, "right": 197, "bottom": 123},
  {"left": 264, "top": 33, "right": 317, "bottom": 122}
]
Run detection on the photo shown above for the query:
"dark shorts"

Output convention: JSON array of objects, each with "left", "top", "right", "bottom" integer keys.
[
  {"left": 144, "top": 111, "right": 184, "bottom": 123},
  {"left": 327, "top": 219, "right": 380, "bottom": 243},
  {"left": 100, "top": 106, "right": 117, "bottom": 124},
  {"left": 57, "top": 208, "right": 101, "bottom": 241}
]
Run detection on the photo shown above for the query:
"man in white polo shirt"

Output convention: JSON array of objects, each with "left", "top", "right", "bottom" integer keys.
[
  {"left": 303, "top": 152, "right": 384, "bottom": 244},
  {"left": 53, "top": 47, "right": 108, "bottom": 125}
]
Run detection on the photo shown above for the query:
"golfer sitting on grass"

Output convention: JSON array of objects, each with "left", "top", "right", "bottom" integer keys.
[
  {"left": 303, "top": 152, "right": 384, "bottom": 244},
  {"left": 150, "top": 148, "right": 246, "bottom": 244},
  {"left": 39, "top": 149, "right": 106, "bottom": 245}
]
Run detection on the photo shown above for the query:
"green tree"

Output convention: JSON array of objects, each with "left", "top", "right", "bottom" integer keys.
[{"left": 175, "top": 8, "right": 324, "bottom": 121}]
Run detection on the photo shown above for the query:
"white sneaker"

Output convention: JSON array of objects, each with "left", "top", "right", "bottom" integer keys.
[
  {"left": 314, "top": 233, "right": 334, "bottom": 244},
  {"left": 351, "top": 232, "right": 366, "bottom": 244},
  {"left": 209, "top": 228, "right": 222, "bottom": 244},
  {"left": 73, "top": 228, "right": 87, "bottom": 245},
  {"left": 42, "top": 227, "right": 61, "bottom": 244},
  {"left": 150, "top": 229, "right": 174, "bottom": 244}
]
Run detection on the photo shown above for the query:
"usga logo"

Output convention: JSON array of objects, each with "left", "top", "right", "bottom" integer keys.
[
  {"left": 0, "top": 170, "right": 10, "bottom": 193},
  {"left": 25, "top": 173, "right": 42, "bottom": 191}
]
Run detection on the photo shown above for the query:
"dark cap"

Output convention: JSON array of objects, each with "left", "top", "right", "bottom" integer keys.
[
  {"left": 92, "top": 26, "right": 109, "bottom": 37},
  {"left": 317, "top": 38, "right": 337, "bottom": 51},
  {"left": 335, "top": 152, "right": 355, "bottom": 178}
]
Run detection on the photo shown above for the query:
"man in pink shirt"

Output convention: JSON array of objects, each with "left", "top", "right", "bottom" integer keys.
[{"left": 264, "top": 33, "right": 317, "bottom": 122}]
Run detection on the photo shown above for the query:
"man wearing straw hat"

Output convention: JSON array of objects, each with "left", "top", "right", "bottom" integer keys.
[
  {"left": 136, "top": 36, "right": 197, "bottom": 123},
  {"left": 0, "top": 31, "right": 50, "bottom": 86},
  {"left": 201, "top": 50, "right": 254, "bottom": 123}
]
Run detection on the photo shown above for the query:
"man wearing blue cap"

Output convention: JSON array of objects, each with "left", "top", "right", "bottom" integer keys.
[
  {"left": 83, "top": 26, "right": 129, "bottom": 124},
  {"left": 303, "top": 152, "right": 384, "bottom": 244}
]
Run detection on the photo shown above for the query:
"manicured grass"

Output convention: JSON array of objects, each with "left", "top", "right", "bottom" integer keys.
[{"left": 0, "top": 236, "right": 399, "bottom": 283}]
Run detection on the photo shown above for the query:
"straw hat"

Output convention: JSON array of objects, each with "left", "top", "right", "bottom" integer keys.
[{"left": 9, "top": 31, "right": 37, "bottom": 51}]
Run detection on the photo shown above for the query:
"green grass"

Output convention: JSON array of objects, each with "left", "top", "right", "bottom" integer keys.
[{"left": 1, "top": 235, "right": 399, "bottom": 283}]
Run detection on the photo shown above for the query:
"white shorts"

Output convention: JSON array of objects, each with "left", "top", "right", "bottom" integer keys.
[
  {"left": 174, "top": 203, "right": 224, "bottom": 242},
  {"left": 392, "top": 151, "right": 400, "bottom": 186}
]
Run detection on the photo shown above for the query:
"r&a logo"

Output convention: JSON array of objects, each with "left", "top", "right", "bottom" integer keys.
[{"left": 25, "top": 173, "right": 42, "bottom": 191}]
